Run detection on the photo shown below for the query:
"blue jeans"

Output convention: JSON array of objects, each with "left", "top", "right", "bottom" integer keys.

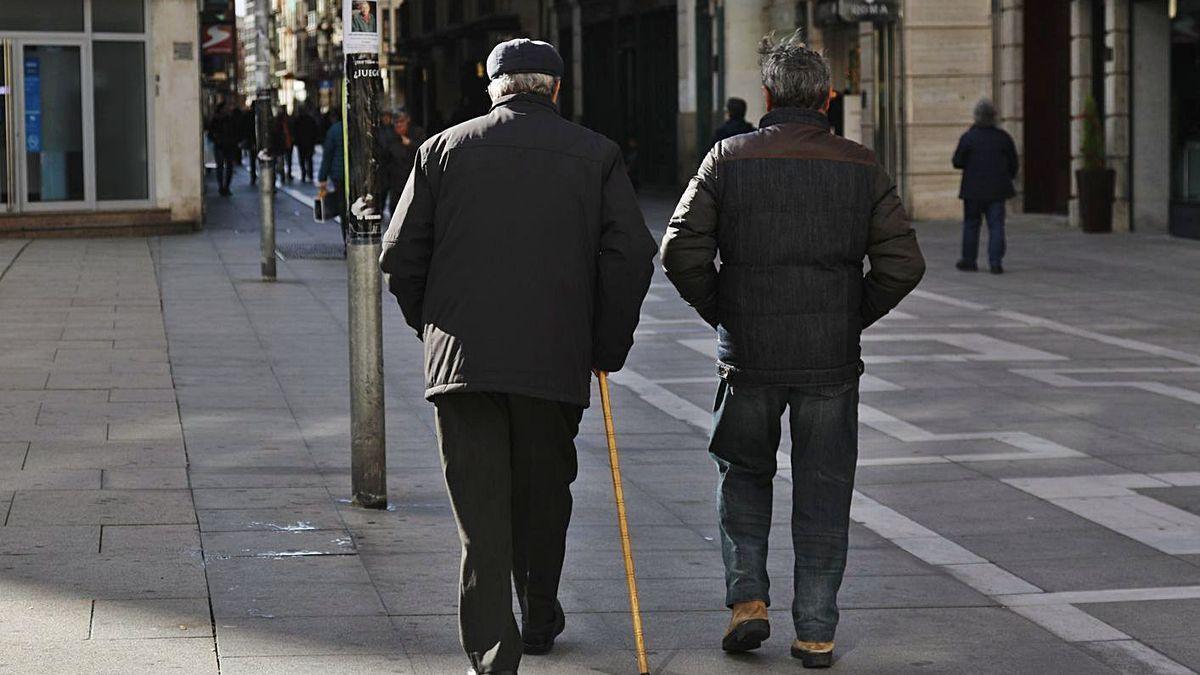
[
  {"left": 709, "top": 378, "right": 859, "bottom": 643},
  {"left": 961, "top": 199, "right": 1006, "bottom": 267}
]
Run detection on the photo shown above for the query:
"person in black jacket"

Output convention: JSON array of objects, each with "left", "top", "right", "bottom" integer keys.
[
  {"left": 661, "top": 33, "right": 924, "bottom": 668},
  {"left": 293, "top": 103, "right": 321, "bottom": 182},
  {"left": 379, "top": 39, "right": 656, "bottom": 675},
  {"left": 711, "top": 97, "right": 755, "bottom": 148},
  {"left": 205, "top": 100, "right": 240, "bottom": 196},
  {"left": 952, "top": 98, "right": 1018, "bottom": 274},
  {"left": 378, "top": 110, "right": 425, "bottom": 214}
]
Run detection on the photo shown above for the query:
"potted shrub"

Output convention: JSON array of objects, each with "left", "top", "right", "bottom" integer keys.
[{"left": 1076, "top": 95, "right": 1115, "bottom": 233}]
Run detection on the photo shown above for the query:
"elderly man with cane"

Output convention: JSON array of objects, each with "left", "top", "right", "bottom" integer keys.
[
  {"left": 380, "top": 39, "right": 656, "bottom": 675},
  {"left": 661, "top": 33, "right": 924, "bottom": 668}
]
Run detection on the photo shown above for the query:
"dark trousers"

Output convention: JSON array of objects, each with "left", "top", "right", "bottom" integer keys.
[
  {"left": 246, "top": 147, "right": 258, "bottom": 184},
  {"left": 961, "top": 199, "right": 1007, "bottom": 267},
  {"left": 433, "top": 392, "right": 582, "bottom": 675},
  {"left": 214, "top": 145, "right": 237, "bottom": 191},
  {"left": 298, "top": 146, "right": 315, "bottom": 181},
  {"left": 709, "top": 379, "right": 859, "bottom": 643},
  {"left": 275, "top": 148, "right": 294, "bottom": 182}
]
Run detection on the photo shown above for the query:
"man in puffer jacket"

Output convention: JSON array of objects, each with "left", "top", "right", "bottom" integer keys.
[{"left": 660, "top": 32, "right": 924, "bottom": 669}]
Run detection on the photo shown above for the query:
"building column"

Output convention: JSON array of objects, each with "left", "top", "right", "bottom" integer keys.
[
  {"left": 1131, "top": 0, "right": 1171, "bottom": 232},
  {"left": 723, "top": 0, "right": 768, "bottom": 124},
  {"left": 1069, "top": 0, "right": 1093, "bottom": 227},
  {"left": 1106, "top": 0, "right": 1132, "bottom": 231},
  {"left": 996, "top": 0, "right": 1024, "bottom": 213},
  {"left": 899, "top": 0, "right": 994, "bottom": 220}
]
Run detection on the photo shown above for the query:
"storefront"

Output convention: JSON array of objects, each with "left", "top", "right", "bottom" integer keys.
[
  {"left": 1171, "top": 0, "right": 1200, "bottom": 238},
  {"left": 0, "top": 0, "right": 201, "bottom": 235}
]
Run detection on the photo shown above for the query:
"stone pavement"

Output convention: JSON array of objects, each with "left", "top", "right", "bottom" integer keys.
[{"left": 2, "top": 169, "right": 1200, "bottom": 674}]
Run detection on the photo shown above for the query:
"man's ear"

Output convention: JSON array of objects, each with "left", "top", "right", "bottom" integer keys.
[
  {"left": 763, "top": 86, "right": 773, "bottom": 112},
  {"left": 552, "top": 80, "right": 562, "bottom": 104},
  {"left": 820, "top": 87, "right": 834, "bottom": 114}
]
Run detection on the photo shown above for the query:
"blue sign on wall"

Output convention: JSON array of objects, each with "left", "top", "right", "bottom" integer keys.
[{"left": 24, "top": 57, "right": 41, "bottom": 154}]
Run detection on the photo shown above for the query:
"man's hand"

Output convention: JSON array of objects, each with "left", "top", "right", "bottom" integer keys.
[{"left": 317, "top": 181, "right": 327, "bottom": 199}]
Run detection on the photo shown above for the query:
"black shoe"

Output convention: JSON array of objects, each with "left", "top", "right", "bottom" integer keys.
[
  {"left": 522, "top": 601, "right": 566, "bottom": 655},
  {"left": 791, "top": 641, "right": 834, "bottom": 669},
  {"left": 955, "top": 260, "right": 978, "bottom": 272},
  {"left": 990, "top": 264, "right": 1004, "bottom": 274}
]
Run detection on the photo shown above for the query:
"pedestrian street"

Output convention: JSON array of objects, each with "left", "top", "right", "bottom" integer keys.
[{"left": 0, "top": 186, "right": 1199, "bottom": 672}]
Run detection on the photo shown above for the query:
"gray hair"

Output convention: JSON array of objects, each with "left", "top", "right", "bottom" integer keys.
[
  {"left": 973, "top": 98, "right": 997, "bottom": 127},
  {"left": 759, "top": 31, "right": 831, "bottom": 111},
  {"left": 487, "top": 72, "right": 559, "bottom": 103}
]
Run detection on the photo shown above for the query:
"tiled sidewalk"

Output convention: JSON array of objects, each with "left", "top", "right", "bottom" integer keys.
[{"left": 2, "top": 172, "right": 1200, "bottom": 673}]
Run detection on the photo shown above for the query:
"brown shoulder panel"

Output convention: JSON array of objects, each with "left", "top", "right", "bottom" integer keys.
[{"left": 718, "top": 123, "right": 877, "bottom": 167}]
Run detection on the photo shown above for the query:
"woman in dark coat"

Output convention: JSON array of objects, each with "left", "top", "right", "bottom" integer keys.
[
  {"left": 379, "top": 110, "right": 425, "bottom": 213},
  {"left": 952, "top": 98, "right": 1018, "bottom": 274}
]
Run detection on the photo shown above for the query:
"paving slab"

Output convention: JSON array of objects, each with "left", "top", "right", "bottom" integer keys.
[
  {"left": 5, "top": 489, "right": 195, "bottom": 526},
  {"left": 215, "top": 615, "right": 406, "bottom": 657},
  {"left": 91, "top": 598, "right": 212, "bottom": 639},
  {"left": 0, "top": 636, "right": 219, "bottom": 674},
  {"left": 0, "top": 525, "right": 99, "bottom": 555},
  {"left": 201, "top": 529, "right": 354, "bottom": 559},
  {"left": 207, "top": 555, "right": 386, "bottom": 619}
]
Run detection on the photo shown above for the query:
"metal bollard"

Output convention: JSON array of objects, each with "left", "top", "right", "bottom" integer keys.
[{"left": 252, "top": 0, "right": 275, "bottom": 281}]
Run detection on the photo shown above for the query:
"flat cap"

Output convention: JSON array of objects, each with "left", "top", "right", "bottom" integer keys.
[{"left": 485, "top": 38, "right": 564, "bottom": 80}]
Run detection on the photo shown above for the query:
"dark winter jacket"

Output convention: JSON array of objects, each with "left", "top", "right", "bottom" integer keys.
[
  {"left": 293, "top": 112, "right": 321, "bottom": 150},
  {"left": 379, "top": 92, "right": 657, "bottom": 407},
  {"left": 952, "top": 125, "right": 1018, "bottom": 202},
  {"left": 711, "top": 118, "right": 755, "bottom": 148},
  {"left": 380, "top": 127, "right": 427, "bottom": 195},
  {"left": 661, "top": 108, "right": 925, "bottom": 386},
  {"left": 206, "top": 110, "right": 241, "bottom": 150}
]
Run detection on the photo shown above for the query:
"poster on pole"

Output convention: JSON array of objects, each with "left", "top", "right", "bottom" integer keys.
[{"left": 342, "top": 0, "right": 381, "bottom": 55}]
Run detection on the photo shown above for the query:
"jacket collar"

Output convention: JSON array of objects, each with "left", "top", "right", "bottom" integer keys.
[
  {"left": 490, "top": 92, "right": 560, "bottom": 114},
  {"left": 759, "top": 107, "right": 831, "bottom": 131}
]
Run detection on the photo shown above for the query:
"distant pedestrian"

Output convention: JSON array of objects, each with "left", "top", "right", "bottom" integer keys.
[
  {"left": 711, "top": 97, "right": 755, "bottom": 148},
  {"left": 317, "top": 109, "right": 346, "bottom": 247},
  {"left": 952, "top": 98, "right": 1018, "bottom": 274},
  {"left": 205, "top": 100, "right": 240, "bottom": 196},
  {"left": 661, "top": 32, "right": 924, "bottom": 669},
  {"left": 379, "top": 110, "right": 425, "bottom": 213},
  {"left": 380, "top": 38, "right": 656, "bottom": 675},
  {"left": 293, "top": 104, "right": 321, "bottom": 182},
  {"left": 271, "top": 111, "right": 295, "bottom": 183}
]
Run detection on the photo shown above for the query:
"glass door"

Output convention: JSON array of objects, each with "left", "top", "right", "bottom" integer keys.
[
  {"left": 16, "top": 40, "right": 88, "bottom": 210},
  {"left": 1, "top": 40, "right": 12, "bottom": 213}
]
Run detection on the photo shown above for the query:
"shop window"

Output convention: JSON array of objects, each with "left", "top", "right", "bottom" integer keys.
[
  {"left": 92, "top": 0, "right": 145, "bottom": 33},
  {"left": 93, "top": 41, "right": 149, "bottom": 201},
  {"left": 0, "top": 0, "right": 84, "bottom": 32}
]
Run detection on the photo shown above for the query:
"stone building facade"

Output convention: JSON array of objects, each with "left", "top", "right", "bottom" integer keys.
[
  {"left": 0, "top": 0, "right": 204, "bottom": 236},
  {"left": 371, "top": 1, "right": 1193, "bottom": 235},
  {"left": 681, "top": 0, "right": 1188, "bottom": 235}
]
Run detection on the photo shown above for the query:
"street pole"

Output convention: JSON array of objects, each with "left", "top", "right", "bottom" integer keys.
[
  {"left": 253, "top": 0, "right": 276, "bottom": 281},
  {"left": 344, "top": 43, "right": 387, "bottom": 508}
]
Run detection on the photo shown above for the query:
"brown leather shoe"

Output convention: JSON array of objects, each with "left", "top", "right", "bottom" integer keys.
[
  {"left": 791, "top": 640, "right": 834, "bottom": 668},
  {"left": 721, "top": 600, "right": 770, "bottom": 652}
]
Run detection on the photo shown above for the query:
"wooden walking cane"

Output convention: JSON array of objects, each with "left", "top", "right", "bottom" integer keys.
[{"left": 597, "top": 371, "right": 651, "bottom": 675}]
